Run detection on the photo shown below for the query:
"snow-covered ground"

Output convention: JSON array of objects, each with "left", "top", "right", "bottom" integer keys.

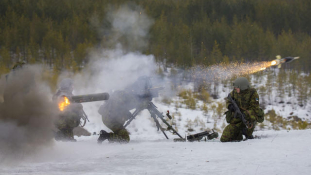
[{"left": 1, "top": 129, "right": 311, "bottom": 175}]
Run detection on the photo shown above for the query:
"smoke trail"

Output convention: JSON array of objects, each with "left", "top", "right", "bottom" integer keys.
[
  {"left": 189, "top": 61, "right": 273, "bottom": 83},
  {"left": 0, "top": 65, "right": 58, "bottom": 163}
]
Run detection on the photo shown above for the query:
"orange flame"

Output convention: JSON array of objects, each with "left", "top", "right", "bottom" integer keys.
[
  {"left": 271, "top": 61, "right": 277, "bottom": 66},
  {"left": 59, "top": 96, "right": 70, "bottom": 111}
]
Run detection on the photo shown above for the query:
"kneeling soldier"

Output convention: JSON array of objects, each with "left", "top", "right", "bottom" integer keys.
[{"left": 221, "top": 77, "right": 264, "bottom": 142}]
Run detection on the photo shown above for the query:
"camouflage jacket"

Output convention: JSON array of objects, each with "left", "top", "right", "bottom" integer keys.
[
  {"left": 225, "top": 88, "right": 262, "bottom": 124},
  {"left": 56, "top": 104, "right": 83, "bottom": 129},
  {"left": 53, "top": 90, "right": 84, "bottom": 129},
  {"left": 98, "top": 90, "right": 136, "bottom": 125}
]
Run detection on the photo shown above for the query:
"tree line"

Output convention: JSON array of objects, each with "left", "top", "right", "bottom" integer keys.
[{"left": 1, "top": 0, "right": 311, "bottom": 75}]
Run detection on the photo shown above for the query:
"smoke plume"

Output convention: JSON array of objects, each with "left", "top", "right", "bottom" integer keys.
[
  {"left": 70, "top": 3, "right": 158, "bottom": 97},
  {"left": 91, "top": 3, "right": 154, "bottom": 52},
  {"left": 0, "top": 65, "right": 58, "bottom": 163}
]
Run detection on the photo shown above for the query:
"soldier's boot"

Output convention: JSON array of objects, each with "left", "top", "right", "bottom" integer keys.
[
  {"left": 63, "top": 129, "right": 76, "bottom": 142},
  {"left": 54, "top": 131, "right": 76, "bottom": 142},
  {"left": 247, "top": 135, "right": 254, "bottom": 139},
  {"left": 246, "top": 126, "right": 255, "bottom": 140},
  {"left": 67, "top": 137, "right": 77, "bottom": 142},
  {"left": 54, "top": 131, "right": 64, "bottom": 141},
  {"left": 97, "top": 130, "right": 110, "bottom": 144}
]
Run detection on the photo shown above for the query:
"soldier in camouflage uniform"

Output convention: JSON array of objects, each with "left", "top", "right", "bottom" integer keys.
[
  {"left": 97, "top": 90, "right": 137, "bottom": 143},
  {"left": 53, "top": 78, "right": 84, "bottom": 142},
  {"left": 97, "top": 77, "right": 153, "bottom": 144},
  {"left": 220, "top": 77, "right": 264, "bottom": 142}
]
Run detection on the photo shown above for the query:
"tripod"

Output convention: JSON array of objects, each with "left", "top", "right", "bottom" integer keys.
[{"left": 124, "top": 101, "right": 183, "bottom": 139}]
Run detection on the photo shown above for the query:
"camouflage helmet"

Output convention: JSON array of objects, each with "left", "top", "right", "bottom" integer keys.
[
  {"left": 59, "top": 78, "right": 74, "bottom": 92},
  {"left": 233, "top": 77, "right": 250, "bottom": 90}
]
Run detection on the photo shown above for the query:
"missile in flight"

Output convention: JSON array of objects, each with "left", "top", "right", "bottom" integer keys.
[{"left": 271, "top": 55, "right": 300, "bottom": 68}]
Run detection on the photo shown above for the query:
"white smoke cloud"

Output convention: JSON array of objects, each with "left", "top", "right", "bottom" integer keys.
[
  {"left": 76, "top": 47, "right": 156, "bottom": 93},
  {"left": 0, "top": 65, "right": 58, "bottom": 163},
  {"left": 68, "top": 47, "right": 158, "bottom": 133},
  {"left": 95, "top": 3, "right": 154, "bottom": 51},
  {"left": 107, "top": 3, "right": 154, "bottom": 46}
]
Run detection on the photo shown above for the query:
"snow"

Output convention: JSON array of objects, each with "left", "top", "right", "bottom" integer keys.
[{"left": 1, "top": 130, "right": 311, "bottom": 175}]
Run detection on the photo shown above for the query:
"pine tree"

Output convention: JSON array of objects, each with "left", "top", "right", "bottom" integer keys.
[{"left": 209, "top": 40, "right": 222, "bottom": 65}]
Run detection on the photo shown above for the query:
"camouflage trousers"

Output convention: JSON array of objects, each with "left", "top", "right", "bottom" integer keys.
[
  {"left": 103, "top": 119, "right": 130, "bottom": 143},
  {"left": 55, "top": 127, "right": 76, "bottom": 141},
  {"left": 107, "top": 128, "right": 130, "bottom": 143},
  {"left": 220, "top": 123, "right": 255, "bottom": 142},
  {"left": 55, "top": 113, "right": 80, "bottom": 142}
]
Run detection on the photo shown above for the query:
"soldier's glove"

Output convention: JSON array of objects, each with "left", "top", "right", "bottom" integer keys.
[{"left": 228, "top": 104, "right": 235, "bottom": 112}]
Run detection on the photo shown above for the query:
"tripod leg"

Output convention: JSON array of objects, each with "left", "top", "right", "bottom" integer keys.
[
  {"left": 157, "top": 116, "right": 183, "bottom": 139},
  {"left": 123, "top": 108, "right": 143, "bottom": 128},
  {"left": 149, "top": 109, "right": 169, "bottom": 139},
  {"left": 148, "top": 104, "right": 184, "bottom": 139}
]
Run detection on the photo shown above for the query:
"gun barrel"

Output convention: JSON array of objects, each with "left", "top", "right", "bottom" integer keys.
[{"left": 70, "top": 93, "right": 110, "bottom": 103}]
